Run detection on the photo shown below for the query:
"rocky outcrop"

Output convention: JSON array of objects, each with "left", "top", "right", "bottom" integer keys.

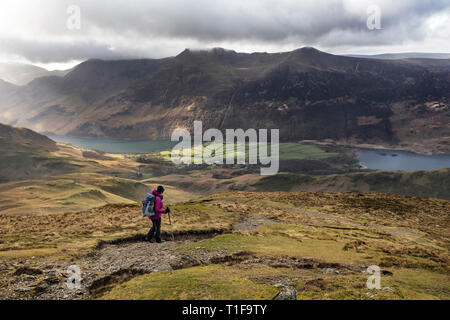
[{"left": 272, "top": 284, "right": 298, "bottom": 300}]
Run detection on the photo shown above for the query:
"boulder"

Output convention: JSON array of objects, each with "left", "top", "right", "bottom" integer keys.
[{"left": 272, "top": 283, "right": 297, "bottom": 300}]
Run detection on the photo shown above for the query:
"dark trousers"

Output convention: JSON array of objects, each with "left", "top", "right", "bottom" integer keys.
[{"left": 147, "top": 218, "right": 161, "bottom": 241}]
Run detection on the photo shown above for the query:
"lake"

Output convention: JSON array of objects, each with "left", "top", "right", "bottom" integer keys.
[
  {"left": 46, "top": 134, "right": 450, "bottom": 171},
  {"left": 46, "top": 135, "right": 177, "bottom": 154},
  {"left": 357, "top": 148, "right": 450, "bottom": 171}
]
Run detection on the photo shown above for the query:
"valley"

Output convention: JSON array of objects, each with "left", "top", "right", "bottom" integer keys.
[
  {"left": 0, "top": 124, "right": 448, "bottom": 300},
  {"left": 1, "top": 0, "right": 449, "bottom": 305},
  {"left": 0, "top": 46, "right": 449, "bottom": 300}
]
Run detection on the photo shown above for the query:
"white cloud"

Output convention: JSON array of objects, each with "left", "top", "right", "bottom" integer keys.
[{"left": 0, "top": 0, "right": 449, "bottom": 65}]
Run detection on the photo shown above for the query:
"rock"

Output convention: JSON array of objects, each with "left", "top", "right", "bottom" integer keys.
[
  {"left": 272, "top": 284, "right": 297, "bottom": 300},
  {"left": 382, "top": 287, "right": 392, "bottom": 292},
  {"left": 15, "top": 286, "right": 35, "bottom": 293},
  {"left": 44, "top": 275, "right": 60, "bottom": 285},
  {"left": 170, "top": 255, "right": 201, "bottom": 270},
  {"left": 22, "top": 275, "right": 37, "bottom": 281},
  {"left": 43, "top": 264, "right": 55, "bottom": 270},
  {"left": 34, "top": 281, "right": 49, "bottom": 293},
  {"left": 13, "top": 266, "right": 43, "bottom": 276},
  {"left": 381, "top": 270, "right": 393, "bottom": 276}
]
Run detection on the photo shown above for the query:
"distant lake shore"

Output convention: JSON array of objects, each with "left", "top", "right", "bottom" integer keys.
[
  {"left": 45, "top": 134, "right": 177, "bottom": 154},
  {"left": 357, "top": 148, "right": 450, "bottom": 171},
  {"left": 45, "top": 134, "right": 450, "bottom": 171}
]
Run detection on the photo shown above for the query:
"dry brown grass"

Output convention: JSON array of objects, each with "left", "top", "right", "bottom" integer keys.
[{"left": 1, "top": 190, "right": 449, "bottom": 300}]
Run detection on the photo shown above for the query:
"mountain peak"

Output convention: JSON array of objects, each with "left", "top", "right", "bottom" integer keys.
[
  {"left": 177, "top": 47, "right": 238, "bottom": 56},
  {"left": 178, "top": 48, "right": 192, "bottom": 56},
  {"left": 298, "top": 46, "right": 320, "bottom": 52},
  {"left": 291, "top": 46, "right": 327, "bottom": 56}
]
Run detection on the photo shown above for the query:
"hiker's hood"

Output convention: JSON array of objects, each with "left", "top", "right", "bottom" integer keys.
[{"left": 152, "top": 189, "right": 162, "bottom": 197}]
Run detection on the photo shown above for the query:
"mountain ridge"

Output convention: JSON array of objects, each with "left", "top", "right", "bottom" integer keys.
[
  {"left": 0, "top": 47, "right": 449, "bottom": 153},
  {"left": 348, "top": 52, "right": 450, "bottom": 60}
]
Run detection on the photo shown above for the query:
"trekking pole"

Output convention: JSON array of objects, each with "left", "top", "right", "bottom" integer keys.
[{"left": 168, "top": 210, "right": 175, "bottom": 241}]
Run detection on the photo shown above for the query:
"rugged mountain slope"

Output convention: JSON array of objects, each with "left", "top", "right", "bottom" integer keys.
[
  {"left": 0, "top": 58, "right": 170, "bottom": 134},
  {"left": 348, "top": 53, "right": 450, "bottom": 60},
  {"left": 0, "top": 63, "right": 68, "bottom": 86},
  {"left": 63, "top": 48, "right": 450, "bottom": 144},
  {"left": 0, "top": 79, "right": 18, "bottom": 101},
  {"left": 0, "top": 48, "right": 449, "bottom": 151}
]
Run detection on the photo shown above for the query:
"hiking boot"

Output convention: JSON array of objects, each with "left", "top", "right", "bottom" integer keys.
[{"left": 156, "top": 239, "right": 165, "bottom": 243}]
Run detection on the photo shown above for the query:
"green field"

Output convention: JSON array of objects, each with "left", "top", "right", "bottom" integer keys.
[{"left": 278, "top": 143, "right": 338, "bottom": 160}]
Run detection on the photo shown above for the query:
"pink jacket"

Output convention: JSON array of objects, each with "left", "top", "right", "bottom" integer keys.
[{"left": 149, "top": 189, "right": 166, "bottom": 221}]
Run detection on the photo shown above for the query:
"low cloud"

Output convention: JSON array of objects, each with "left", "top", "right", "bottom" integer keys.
[{"left": 0, "top": 0, "right": 449, "bottom": 64}]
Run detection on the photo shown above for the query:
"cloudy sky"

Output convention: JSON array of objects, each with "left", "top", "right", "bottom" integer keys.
[{"left": 0, "top": 0, "right": 449, "bottom": 70}]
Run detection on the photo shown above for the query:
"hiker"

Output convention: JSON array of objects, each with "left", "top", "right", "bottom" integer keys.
[{"left": 145, "top": 186, "right": 170, "bottom": 243}]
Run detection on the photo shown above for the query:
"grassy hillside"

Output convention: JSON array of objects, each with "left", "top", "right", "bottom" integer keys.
[
  {"left": 0, "top": 123, "right": 200, "bottom": 216},
  {"left": 156, "top": 141, "right": 358, "bottom": 175},
  {"left": 1, "top": 191, "right": 447, "bottom": 300},
  {"left": 102, "top": 191, "right": 450, "bottom": 300},
  {"left": 0, "top": 124, "right": 448, "bottom": 300},
  {"left": 252, "top": 169, "right": 450, "bottom": 200},
  {"left": 147, "top": 167, "right": 450, "bottom": 200},
  {"left": 0, "top": 123, "right": 82, "bottom": 182}
]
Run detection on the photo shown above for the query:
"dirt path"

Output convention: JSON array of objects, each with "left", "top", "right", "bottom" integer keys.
[{"left": 1, "top": 236, "right": 207, "bottom": 300}]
